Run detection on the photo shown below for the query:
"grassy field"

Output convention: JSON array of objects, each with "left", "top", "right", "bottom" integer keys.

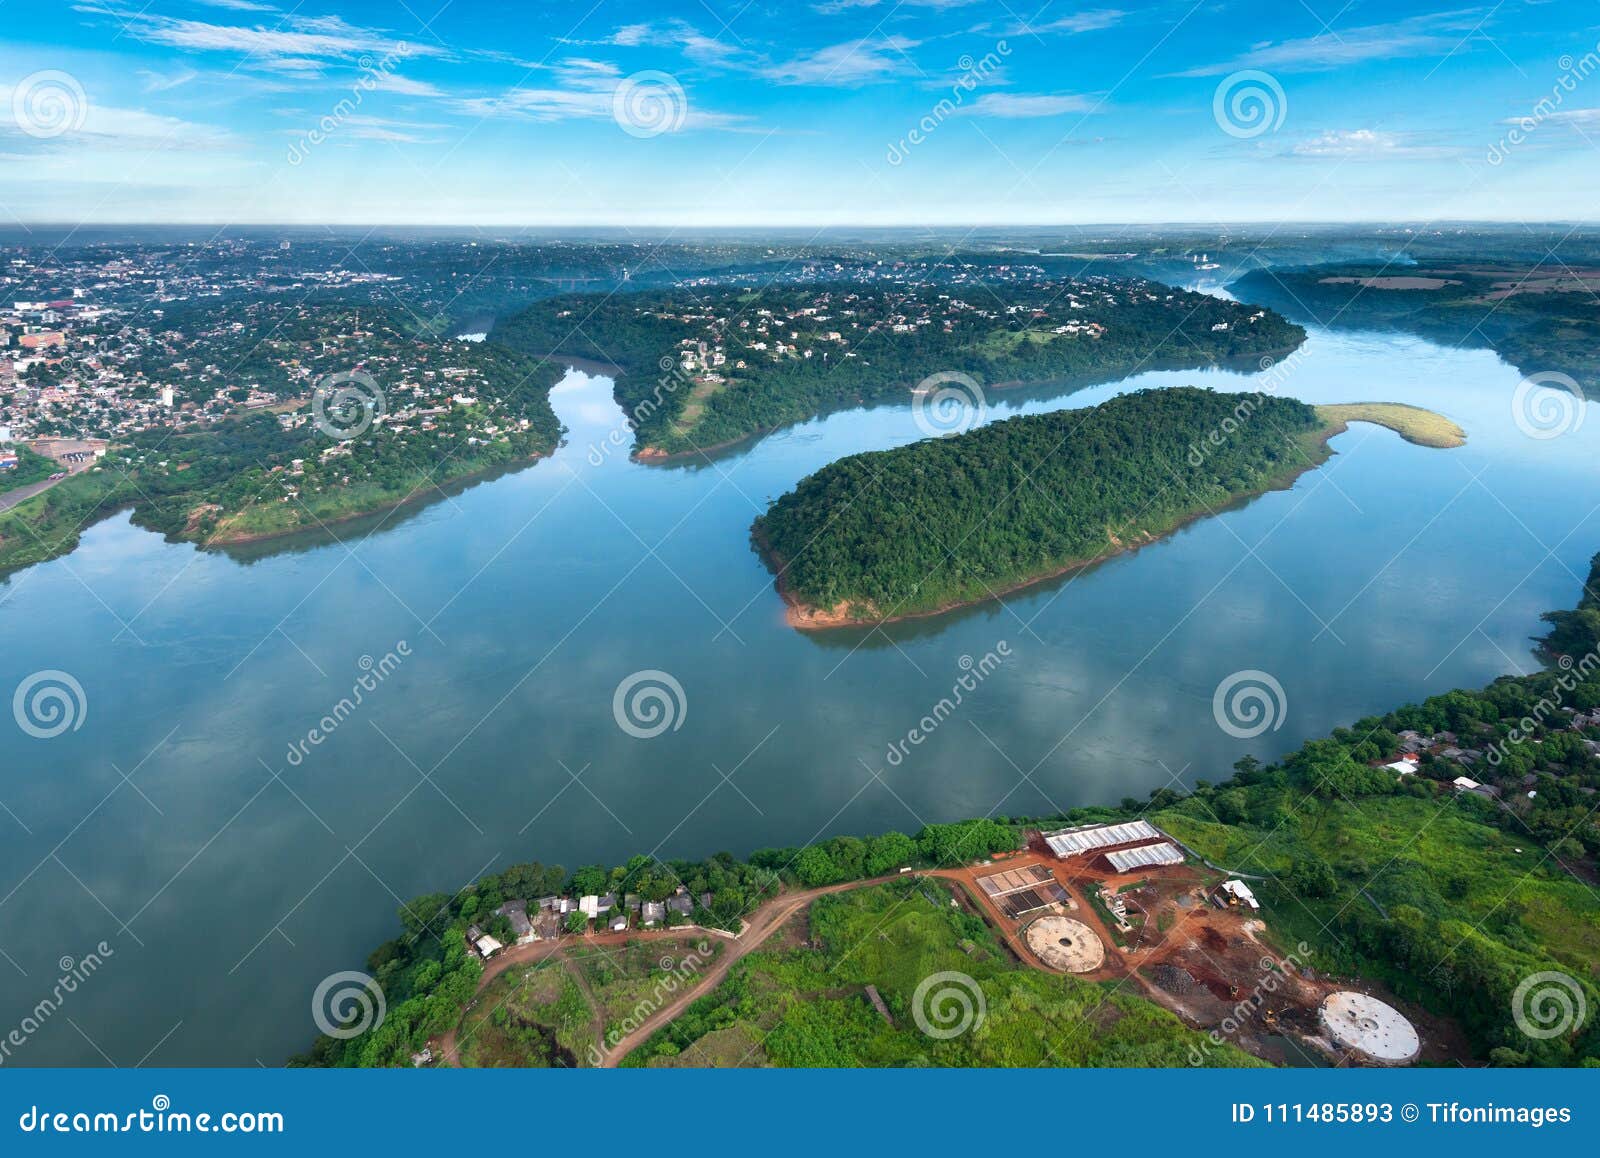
[
  {"left": 567, "top": 936, "right": 724, "bottom": 1044},
  {"left": 1315, "top": 402, "right": 1467, "bottom": 448},
  {"left": 455, "top": 962, "right": 592, "bottom": 1068},
  {"left": 620, "top": 877, "right": 1263, "bottom": 1068},
  {"left": 453, "top": 936, "right": 724, "bottom": 1067},
  {"left": 1154, "top": 791, "right": 1600, "bottom": 1058}
]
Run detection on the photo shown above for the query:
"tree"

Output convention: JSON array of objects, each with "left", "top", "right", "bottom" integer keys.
[
  {"left": 567, "top": 864, "right": 609, "bottom": 896},
  {"left": 794, "top": 845, "right": 841, "bottom": 887},
  {"left": 864, "top": 831, "right": 917, "bottom": 875},
  {"left": 1287, "top": 855, "right": 1337, "bottom": 899}
]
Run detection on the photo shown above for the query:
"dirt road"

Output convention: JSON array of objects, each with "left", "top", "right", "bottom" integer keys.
[{"left": 438, "top": 875, "right": 901, "bottom": 1067}]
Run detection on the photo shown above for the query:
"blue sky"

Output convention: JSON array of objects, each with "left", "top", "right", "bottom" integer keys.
[{"left": 1, "top": 0, "right": 1598, "bottom": 225}]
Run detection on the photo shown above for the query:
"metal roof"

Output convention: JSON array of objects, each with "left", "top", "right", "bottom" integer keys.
[
  {"left": 1043, "top": 819, "right": 1162, "bottom": 857},
  {"left": 1104, "top": 842, "right": 1185, "bottom": 872}
]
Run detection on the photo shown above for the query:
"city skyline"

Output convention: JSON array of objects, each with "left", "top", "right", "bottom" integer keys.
[{"left": 2, "top": 0, "right": 1598, "bottom": 226}]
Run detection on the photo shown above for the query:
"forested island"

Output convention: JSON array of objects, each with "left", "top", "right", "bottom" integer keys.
[
  {"left": 1230, "top": 262, "right": 1600, "bottom": 390},
  {"left": 492, "top": 280, "right": 1306, "bottom": 458},
  {"left": 299, "top": 556, "right": 1600, "bottom": 1069},
  {"left": 752, "top": 388, "right": 1463, "bottom": 628}
]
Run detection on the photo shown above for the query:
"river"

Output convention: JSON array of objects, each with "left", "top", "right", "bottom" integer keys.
[{"left": 1, "top": 320, "right": 1597, "bottom": 1064}]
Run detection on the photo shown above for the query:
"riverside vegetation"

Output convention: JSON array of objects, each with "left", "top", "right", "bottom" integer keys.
[
  {"left": 492, "top": 281, "right": 1305, "bottom": 457},
  {"left": 300, "top": 559, "right": 1598, "bottom": 1068},
  {"left": 0, "top": 307, "right": 564, "bottom": 577}
]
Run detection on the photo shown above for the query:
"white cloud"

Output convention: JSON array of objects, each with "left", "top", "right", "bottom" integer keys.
[
  {"left": 72, "top": 5, "right": 444, "bottom": 63},
  {"left": 1505, "top": 107, "right": 1600, "bottom": 127},
  {"left": 138, "top": 65, "right": 199, "bottom": 92},
  {"left": 368, "top": 73, "right": 446, "bottom": 98},
  {"left": 1, "top": 85, "right": 233, "bottom": 151},
  {"left": 1173, "top": 13, "right": 1478, "bottom": 77},
  {"left": 1010, "top": 10, "right": 1124, "bottom": 36},
  {"left": 961, "top": 92, "right": 1097, "bottom": 117},
  {"left": 1289, "top": 128, "right": 1458, "bottom": 159},
  {"left": 766, "top": 36, "right": 921, "bottom": 85}
]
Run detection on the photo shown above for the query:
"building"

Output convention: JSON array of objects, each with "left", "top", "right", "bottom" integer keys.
[
  {"left": 1040, "top": 819, "right": 1186, "bottom": 873},
  {"left": 1212, "top": 879, "right": 1260, "bottom": 911},
  {"left": 1041, "top": 819, "right": 1164, "bottom": 859},
  {"left": 498, "top": 900, "right": 535, "bottom": 944}
]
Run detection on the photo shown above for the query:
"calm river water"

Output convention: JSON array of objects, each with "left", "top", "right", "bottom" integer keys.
[{"left": 2, "top": 319, "right": 1597, "bottom": 1064}]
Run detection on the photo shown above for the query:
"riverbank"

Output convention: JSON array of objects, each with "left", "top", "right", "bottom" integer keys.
[
  {"left": 759, "top": 398, "right": 1463, "bottom": 631},
  {"left": 632, "top": 347, "right": 1307, "bottom": 463},
  {"left": 0, "top": 441, "right": 558, "bottom": 580},
  {"left": 315, "top": 561, "right": 1600, "bottom": 1069}
]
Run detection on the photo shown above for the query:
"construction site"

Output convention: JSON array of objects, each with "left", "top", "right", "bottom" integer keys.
[{"left": 936, "top": 819, "right": 1440, "bottom": 1067}]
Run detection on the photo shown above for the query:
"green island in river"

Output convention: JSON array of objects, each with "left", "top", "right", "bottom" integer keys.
[{"left": 753, "top": 389, "right": 1465, "bottom": 629}]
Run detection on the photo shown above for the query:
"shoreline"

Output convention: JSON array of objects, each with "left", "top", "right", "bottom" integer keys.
[
  {"left": 629, "top": 345, "right": 1307, "bottom": 464},
  {"left": 758, "top": 407, "right": 1464, "bottom": 631},
  {"left": 1, "top": 450, "right": 551, "bottom": 581},
  {"left": 202, "top": 450, "right": 550, "bottom": 546}
]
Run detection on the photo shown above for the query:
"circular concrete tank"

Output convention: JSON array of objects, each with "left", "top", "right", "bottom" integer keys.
[
  {"left": 1319, "top": 992, "right": 1419, "bottom": 1064},
  {"left": 1025, "top": 916, "right": 1105, "bottom": 973}
]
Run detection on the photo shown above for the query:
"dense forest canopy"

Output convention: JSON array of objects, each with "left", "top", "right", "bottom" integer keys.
[
  {"left": 754, "top": 387, "right": 1327, "bottom": 621},
  {"left": 493, "top": 281, "right": 1305, "bottom": 456}
]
